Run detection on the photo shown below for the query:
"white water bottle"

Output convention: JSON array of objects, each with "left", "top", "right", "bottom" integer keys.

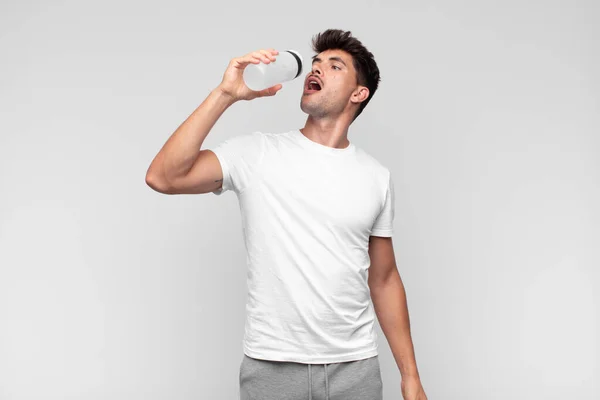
[{"left": 243, "top": 50, "right": 303, "bottom": 91}]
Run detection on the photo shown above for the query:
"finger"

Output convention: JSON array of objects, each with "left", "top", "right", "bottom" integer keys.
[
  {"left": 232, "top": 55, "right": 260, "bottom": 69},
  {"left": 259, "top": 49, "right": 276, "bottom": 62},
  {"left": 243, "top": 50, "right": 274, "bottom": 65},
  {"left": 238, "top": 52, "right": 264, "bottom": 66},
  {"left": 265, "top": 48, "right": 279, "bottom": 58},
  {"left": 257, "top": 83, "right": 282, "bottom": 97},
  {"left": 251, "top": 51, "right": 265, "bottom": 59},
  {"left": 262, "top": 48, "right": 279, "bottom": 58},
  {"left": 253, "top": 50, "right": 272, "bottom": 64}
]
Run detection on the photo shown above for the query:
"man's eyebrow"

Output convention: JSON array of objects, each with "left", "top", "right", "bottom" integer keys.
[{"left": 312, "top": 56, "right": 347, "bottom": 67}]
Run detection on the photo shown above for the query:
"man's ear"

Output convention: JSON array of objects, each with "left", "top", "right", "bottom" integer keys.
[{"left": 351, "top": 86, "right": 370, "bottom": 104}]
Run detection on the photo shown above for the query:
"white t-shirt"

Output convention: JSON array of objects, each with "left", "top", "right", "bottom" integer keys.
[{"left": 210, "top": 129, "right": 394, "bottom": 364}]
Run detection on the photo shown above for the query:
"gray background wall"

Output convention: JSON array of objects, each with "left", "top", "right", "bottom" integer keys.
[{"left": 0, "top": 0, "right": 598, "bottom": 399}]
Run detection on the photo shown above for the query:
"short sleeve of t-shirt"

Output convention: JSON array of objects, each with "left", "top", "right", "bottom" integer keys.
[
  {"left": 370, "top": 172, "right": 395, "bottom": 237},
  {"left": 209, "top": 131, "right": 265, "bottom": 195}
]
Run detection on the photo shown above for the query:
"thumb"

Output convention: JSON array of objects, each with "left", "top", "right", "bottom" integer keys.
[{"left": 257, "top": 83, "right": 283, "bottom": 97}]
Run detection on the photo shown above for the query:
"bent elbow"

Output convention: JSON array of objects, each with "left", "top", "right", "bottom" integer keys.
[{"left": 145, "top": 171, "right": 171, "bottom": 194}]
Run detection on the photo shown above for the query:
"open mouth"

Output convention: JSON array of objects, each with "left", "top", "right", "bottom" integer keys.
[{"left": 306, "top": 78, "right": 322, "bottom": 92}]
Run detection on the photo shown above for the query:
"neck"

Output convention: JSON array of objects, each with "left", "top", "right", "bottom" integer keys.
[{"left": 300, "top": 116, "right": 352, "bottom": 149}]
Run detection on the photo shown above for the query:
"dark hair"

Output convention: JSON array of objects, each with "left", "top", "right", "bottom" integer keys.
[{"left": 311, "top": 29, "right": 381, "bottom": 121}]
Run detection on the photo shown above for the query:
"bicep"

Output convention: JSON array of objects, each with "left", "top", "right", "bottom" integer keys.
[
  {"left": 163, "top": 149, "right": 224, "bottom": 194},
  {"left": 368, "top": 236, "right": 397, "bottom": 286}
]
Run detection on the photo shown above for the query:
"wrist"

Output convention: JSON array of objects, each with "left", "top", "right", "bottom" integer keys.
[
  {"left": 399, "top": 365, "right": 421, "bottom": 380},
  {"left": 402, "top": 372, "right": 421, "bottom": 382},
  {"left": 213, "top": 85, "right": 238, "bottom": 105}
]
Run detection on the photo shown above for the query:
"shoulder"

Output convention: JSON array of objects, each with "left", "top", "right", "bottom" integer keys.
[{"left": 354, "top": 146, "right": 392, "bottom": 182}]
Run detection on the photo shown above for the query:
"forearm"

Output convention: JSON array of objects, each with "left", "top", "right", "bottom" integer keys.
[
  {"left": 370, "top": 272, "right": 421, "bottom": 380},
  {"left": 147, "top": 88, "right": 235, "bottom": 182}
]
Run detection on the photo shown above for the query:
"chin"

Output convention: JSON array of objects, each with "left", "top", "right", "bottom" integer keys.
[
  {"left": 300, "top": 100, "right": 318, "bottom": 116},
  {"left": 301, "top": 106, "right": 328, "bottom": 119}
]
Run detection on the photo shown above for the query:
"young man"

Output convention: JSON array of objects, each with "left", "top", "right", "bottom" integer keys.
[{"left": 146, "top": 29, "right": 427, "bottom": 400}]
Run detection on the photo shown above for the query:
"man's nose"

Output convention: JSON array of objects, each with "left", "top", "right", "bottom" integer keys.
[{"left": 311, "top": 66, "right": 322, "bottom": 75}]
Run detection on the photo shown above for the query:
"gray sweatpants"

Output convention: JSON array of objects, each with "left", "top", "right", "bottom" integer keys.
[{"left": 239, "top": 353, "right": 383, "bottom": 400}]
